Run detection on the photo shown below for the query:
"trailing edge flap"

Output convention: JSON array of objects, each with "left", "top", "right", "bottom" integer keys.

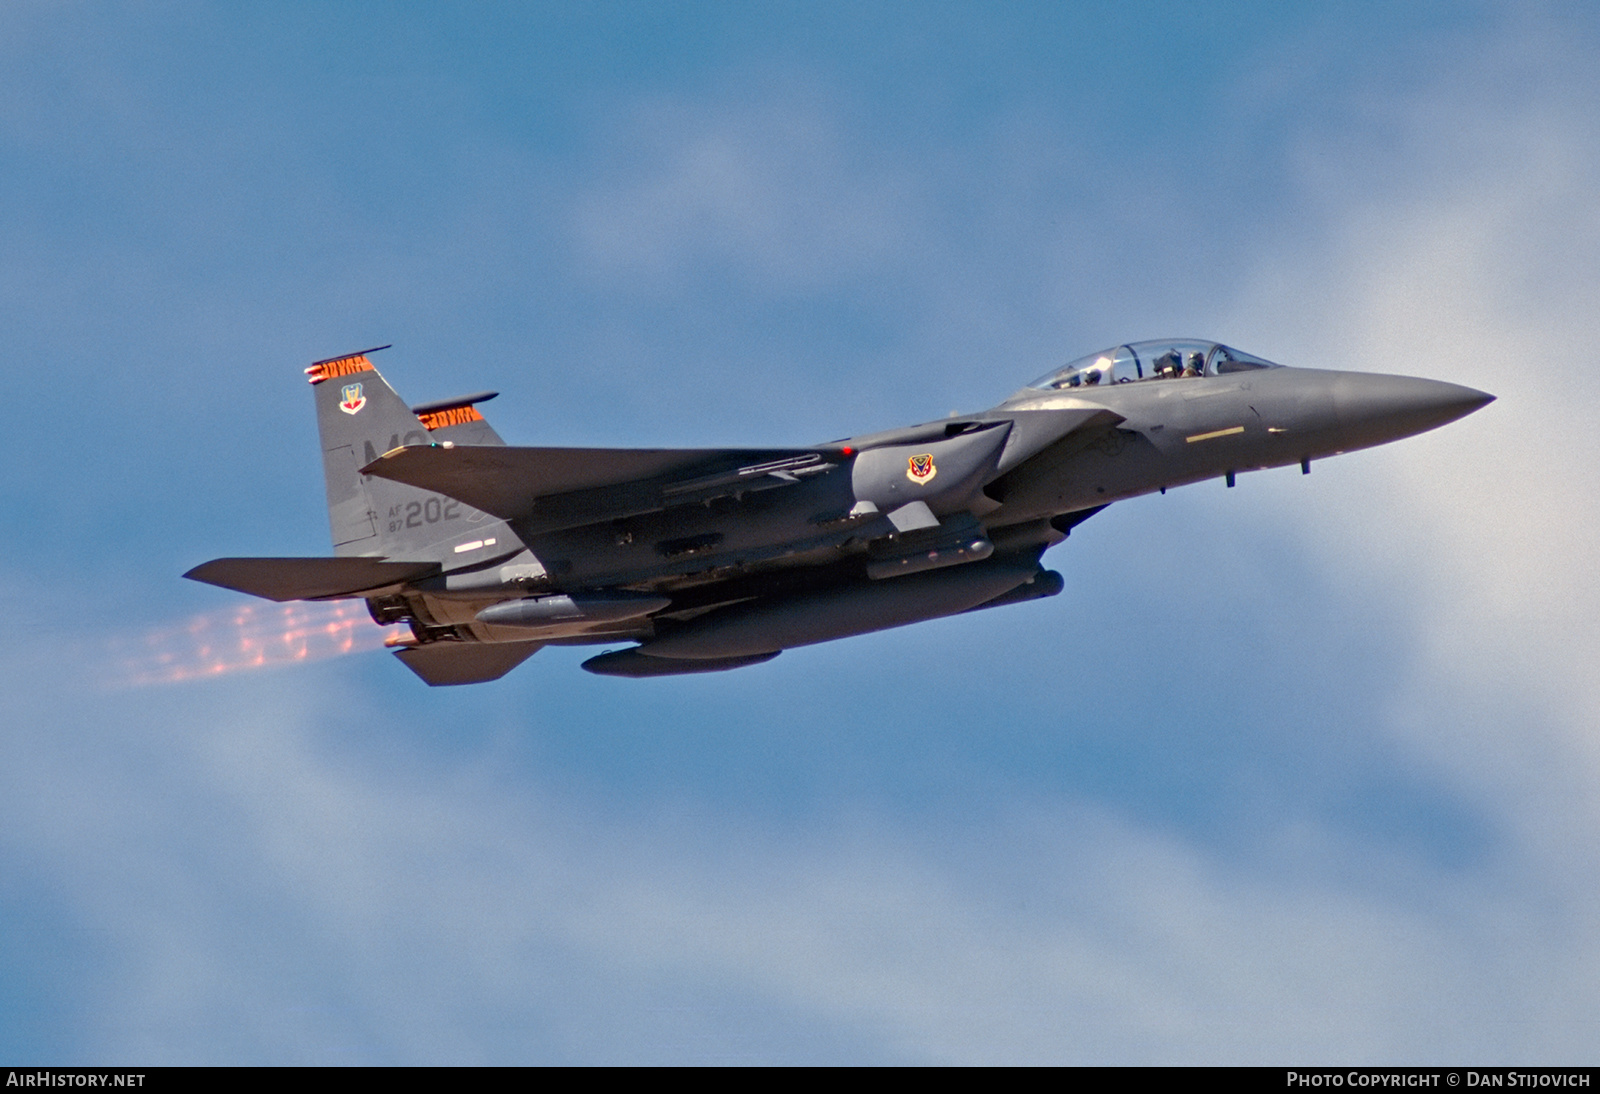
[
  {"left": 183, "top": 557, "right": 440, "bottom": 602},
  {"left": 989, "top": 408, "right": 1126, "bottom": 477},
  {"left": 361, "top": 445, "right": 830, "bottom": 521},
  {"left": 395, "top": 641, "right": 543, "bottom": 686}
]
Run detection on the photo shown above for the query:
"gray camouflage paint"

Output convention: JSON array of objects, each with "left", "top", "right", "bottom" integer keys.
[{"left": 185, "top": 344, "right": 1492, "bottom": 684}]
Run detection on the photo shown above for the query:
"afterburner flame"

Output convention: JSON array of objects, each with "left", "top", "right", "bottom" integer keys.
[{"left": 111, "top": 601, "right": 403, "bottom": 686}]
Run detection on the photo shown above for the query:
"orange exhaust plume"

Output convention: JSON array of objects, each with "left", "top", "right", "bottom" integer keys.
[{"left": 109, "top": 600, "right": 406, "bottom": 686}]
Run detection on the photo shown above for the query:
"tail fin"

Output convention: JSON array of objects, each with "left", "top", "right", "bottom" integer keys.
[
  {"left": 306, "top": 348, "right": 514, "bottom": 561},
  {"left": 410, "top": 392, "right": 506, "bottom": 447}
]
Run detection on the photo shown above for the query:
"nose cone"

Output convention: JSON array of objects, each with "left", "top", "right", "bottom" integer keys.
[{"left": 1334, "top": 373, "right": 1494, "bottom": 447}]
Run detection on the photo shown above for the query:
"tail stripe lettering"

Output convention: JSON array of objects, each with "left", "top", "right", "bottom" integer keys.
[
  {"left": 305, "top": 355, "right": 377, "bottom": 385},
  {"left": 417, "top": 405, "right": 486, "bottom": 431}
]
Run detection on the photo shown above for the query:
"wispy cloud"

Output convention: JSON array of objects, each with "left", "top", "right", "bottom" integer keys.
[
  {"left": 7, "top": 646, "right": 1590, "bottom": 1063},
  {"left": 570, "top": 93, "right": 919, "bottom": 291}
]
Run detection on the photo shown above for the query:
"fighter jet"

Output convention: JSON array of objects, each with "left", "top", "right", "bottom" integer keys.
[{"left": 185, "top": 341, "right": 1492, "bottom": 685}]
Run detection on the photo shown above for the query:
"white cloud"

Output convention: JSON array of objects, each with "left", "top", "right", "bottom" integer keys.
[
  {"left": 570, "top": 94, "right": 918, "bottom": 291},
  {"left": 3, "top": 635, "right": 1594, "bottom": 1063},
  {"left": 1228, "top": 24, "right": 1600, "bottom": 838}
]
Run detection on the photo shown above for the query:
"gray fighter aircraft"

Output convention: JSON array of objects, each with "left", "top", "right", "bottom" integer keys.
[{"left": 186, "top": 341, "right": 1491, "bottom": 684}]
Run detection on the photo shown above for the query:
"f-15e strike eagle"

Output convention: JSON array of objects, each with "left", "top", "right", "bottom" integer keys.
[{"left": 186, "top": 342, "right": 1491, "bottom": 685}]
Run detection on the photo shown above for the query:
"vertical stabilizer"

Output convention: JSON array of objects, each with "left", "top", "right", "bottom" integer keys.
[
  {"left": 411, "top": 394, "right": 506, "bottom": 447},
  {"left": 305, "top": 348, "right": 517, "bottom": 562}
]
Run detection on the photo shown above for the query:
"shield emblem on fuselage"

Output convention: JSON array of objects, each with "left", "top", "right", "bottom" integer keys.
[
  {"left": 906, "top": 453, "right": 937, "bottom": 484},
  {"left": 339, "top": 383, "right": 367, "bottom": 415}
]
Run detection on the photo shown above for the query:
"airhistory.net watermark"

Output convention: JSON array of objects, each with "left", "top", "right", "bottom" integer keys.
[{"left": 6, "top": 1075, "right": 145, "bottom": 1088}]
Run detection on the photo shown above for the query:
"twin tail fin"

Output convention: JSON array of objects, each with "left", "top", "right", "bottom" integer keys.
[{"left": 305, "top": 347, "right": 513, "bottom": 561}]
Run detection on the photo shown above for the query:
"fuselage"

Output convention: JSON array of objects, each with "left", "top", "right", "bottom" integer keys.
[
  {"left": 989, "top": 361, "right": 1492, "bottom": 521},
  {"left": 186, "top": 339, "right": 1492, "bottom": 683},
  {"left": 397, "top": 341, "right": 1492, "bottom": 673}
]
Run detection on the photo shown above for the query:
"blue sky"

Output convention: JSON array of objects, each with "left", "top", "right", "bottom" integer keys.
[{"left": 3, "top": 0, "right": 1598, "bottom": 1064}]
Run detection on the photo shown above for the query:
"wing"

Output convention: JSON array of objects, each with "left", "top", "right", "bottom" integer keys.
[
  {"left": 183, "top": 557, "right": 440, "bottom": 602},
  {"left": 394, "top": 640, "right": 543, "bottom": 686},
  {"left": 361, "top": 444, "right": 836, "bottom": 531}
]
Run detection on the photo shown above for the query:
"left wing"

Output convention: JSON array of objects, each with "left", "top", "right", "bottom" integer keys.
[{"left": 362, "top": 445, "right": 836, "bottom": 530}]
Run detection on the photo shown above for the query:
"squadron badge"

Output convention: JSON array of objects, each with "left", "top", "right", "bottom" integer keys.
[
  {"left": 906, "top": 453, "right": 937, "bottom": 484},
  {"left": 339, "top": 383, "right": 367, "bottom": 415}
]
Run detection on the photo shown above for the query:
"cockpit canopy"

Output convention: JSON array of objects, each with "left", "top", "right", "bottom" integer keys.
[{"left": 1027, "top": 340, "right": 1281, "bottom": 391}]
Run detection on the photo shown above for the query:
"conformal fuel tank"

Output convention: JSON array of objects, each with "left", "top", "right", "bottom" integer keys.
[{"left": 637, "top": 554, "right": 1041, "bottom": 660}]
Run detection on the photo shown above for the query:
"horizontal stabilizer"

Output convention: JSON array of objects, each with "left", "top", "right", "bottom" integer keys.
[
  {"left": 184, "top": 557, "right": 440, "bottom": 602},
  {"left": 395, "top": 640, "right": 542, "bottom": 686},
  {"left": 410, "top": 391, "right": 498, "bottom": 416},
  {"left": 362, "top": 444, "right": 830, "bottom": 520}
]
